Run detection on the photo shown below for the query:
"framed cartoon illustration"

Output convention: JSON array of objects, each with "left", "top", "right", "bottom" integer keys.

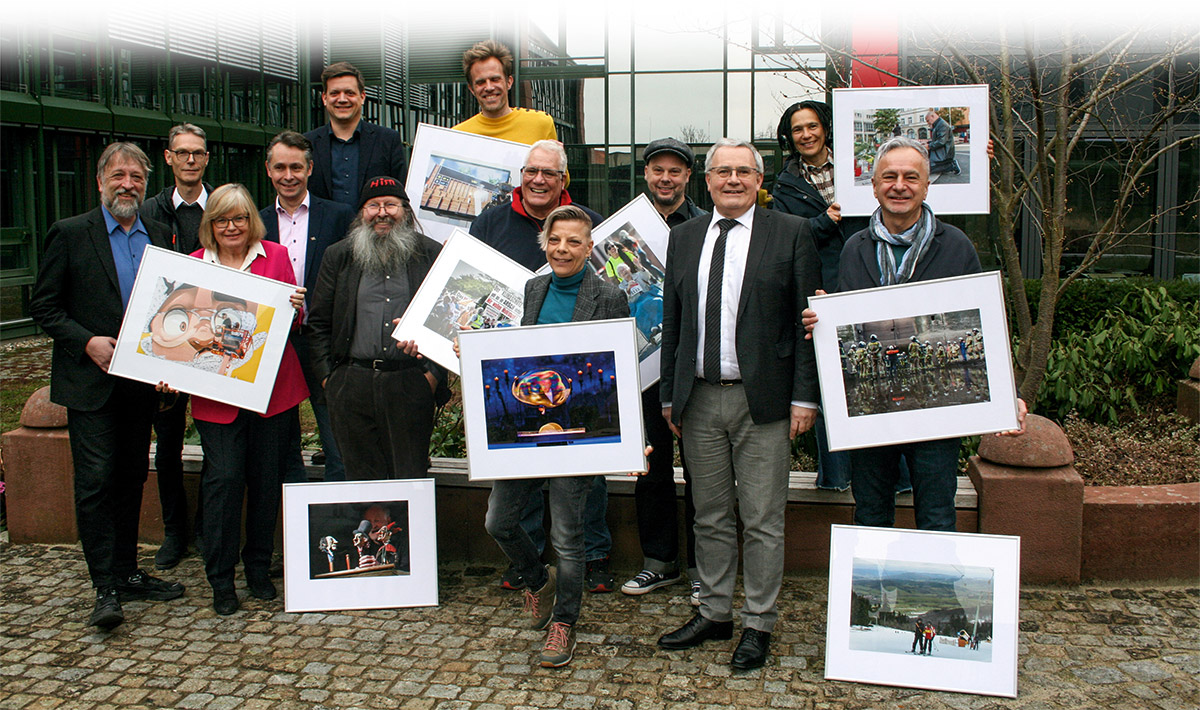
[
  {"left": 832, "top": 84, "right": 990, "bottom": 216},
  {"left": 108, "top": 246, "right": 295, "bottom": 413},
  {"left": 458, "top": 319, "right": 647, "bottom": 480}
]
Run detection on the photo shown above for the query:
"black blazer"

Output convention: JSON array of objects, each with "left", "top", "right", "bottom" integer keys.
[
  {"left": 660, "top": 206, "right": 822, "bottom": 426},
  {"left": 304, "top": 122, "right": 408, "bottom": 204},
  {"left": 260, "top": 193, "right": 354, "bottom": 295},
  {"left": 521, "top": 269, "right": 630, "bottom": 326},
  {"left": 307, "top": 233, "right": 450, "bottom": 406},
  {"left": 29, "top": 207, "right": 173, "bottom": 411}
]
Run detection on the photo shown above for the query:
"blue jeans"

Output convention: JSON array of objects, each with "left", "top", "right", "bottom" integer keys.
[
  {"left": 486, "top": 475, "right": 592, "bottom": 626},
  {"left": 817, "top": 411, "right": 911, "bottom": 493},
  {"left": 848, "top": 437, "right": 961, "bottom": 531},
  {"left": 516, "top": 476, "right": 611, "bottom": 561}
]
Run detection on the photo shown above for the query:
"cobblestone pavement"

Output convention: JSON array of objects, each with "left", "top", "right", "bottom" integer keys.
[{"left": 1, "top": 542, "right": 1196, "bottom": 710}]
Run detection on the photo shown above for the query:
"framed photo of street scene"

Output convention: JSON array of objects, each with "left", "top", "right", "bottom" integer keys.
[
  {"left": 458, "top": 318, "right": 647, "bottom": 481},
  {"left": 108, "top": 246, "right": 295, "bottom": 413},
  {"left": 405, "top": 123, "right": 530, "bottom": 244},
  {"left": 809, "top": 271, "right": 1019, "bottom": 451},
  {"left": 825, "top": 524, "right": 1021, "bottom": 697},
  {"left": 282, "top": 479, "right": 438, "bottom": 612},
  {"left": 391, "top": 229, "right": 533, "bottom": 373},
  {"left": 832, "top": 84, "right": 990, "bottom": 217},
  {"left": 586, "top": 194, "right": 670, "bottom": 391}
]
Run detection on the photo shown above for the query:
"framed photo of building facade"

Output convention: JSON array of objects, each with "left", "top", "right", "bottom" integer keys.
[
  {"left": 391, "top": 229, "right": 534, "bottom": 373},
  {"left": 809, "top": 271, "right": 1019, "bottom": 451},
  {"left": 825, "top": 524, "right": 1021, "bottom": 697},
  {"left": 405, "top": 123, "right": 530, "bottom": 243},
  {"left": 458, "top": 318, "right": 647, "bottom": 480},
  {"left": 282, "top": 479, "right": 438, "bottom": 612},
  {"left": 832, "top": 84, "right": 990, "bottom": 216},
  {"left": 108, "top": 246, "right": 295, "bottom": 413}
]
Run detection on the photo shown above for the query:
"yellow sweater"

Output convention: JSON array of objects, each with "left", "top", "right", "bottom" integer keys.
[{"left": 453, "top": 108, "right": 557, "bottom": 145}]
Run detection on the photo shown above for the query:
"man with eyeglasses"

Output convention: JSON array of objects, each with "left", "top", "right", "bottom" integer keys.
[
  {"left": 657, "top": 138, "right": 821, "bottom": 670},
  {"left": 261, "top": 131, "right": 354, "bottom": 485},
  {"left": 308, "top": 176, "right": 451, "bottom": 480},
  {"left": 139, "top": 123, "right": 214, "bottom": 570},
  {"left": 31, "top": 142, "right": 186, "bottom": 631}
]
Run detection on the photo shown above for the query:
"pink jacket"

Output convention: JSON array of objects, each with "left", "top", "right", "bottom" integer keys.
[{"left": 189, "top": 240, "right": 309, "bottom": 424}]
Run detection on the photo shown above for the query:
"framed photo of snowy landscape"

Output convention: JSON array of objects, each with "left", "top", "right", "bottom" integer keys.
[
  {"left": 825, "top": 525, "right": 1021, "bottom": 698},
  {"left": 809, "top": 271, "right": 1020, "bottom": 451}
]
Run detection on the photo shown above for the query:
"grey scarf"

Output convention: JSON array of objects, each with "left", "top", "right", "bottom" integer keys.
[{"left": 868, "top": 203, "right": 936, "bottom": 286}]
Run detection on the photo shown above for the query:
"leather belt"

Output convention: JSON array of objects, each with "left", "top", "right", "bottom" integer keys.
[{"left": 348, "top": 358, "right": 419, "bottom": 372}]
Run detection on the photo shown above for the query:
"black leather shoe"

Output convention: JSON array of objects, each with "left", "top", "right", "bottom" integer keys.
[
  {"left": 730, "top": 628, "right": 771, "bottom": 670},
  {"left": 154, "top": 535, "right": 187, "bottom": 570},
  {"left": 89, "top": 588, "right": 124, "bottom": 630},
  {"left": 658, "top": 613, "right": 733, "bottom": 650},
  {"left": 246, "top": 575, "right": 277, "bottom": 601},
  {"left": 115, "top": 569, "right": 185, "bottom": 602},
  {"left": 213, "top": 588, "right": 239, "bottom": 616}
]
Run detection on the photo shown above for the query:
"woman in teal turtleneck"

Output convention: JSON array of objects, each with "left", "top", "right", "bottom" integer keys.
[{"left": 484, "top": 204, "right": 629, "bottom": 669}]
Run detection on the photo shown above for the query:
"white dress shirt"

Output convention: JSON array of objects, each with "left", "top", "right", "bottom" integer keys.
[
  {"left": 172, "top": 186, "right": 209, "bottom": 210},
  {"left": 274, "top": 192, "right": 311, "bottom": 288}
]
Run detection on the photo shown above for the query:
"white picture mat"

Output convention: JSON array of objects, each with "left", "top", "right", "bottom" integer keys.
[
  {"left": 825, "top": 525, "right": 1020, "bottom": 698},
  {"left": 832, "top": 85, "right": 990, "bottom": 217},
  {"left": 811, "top": 271, "right": 1019, "bottom": 450},
  {"left": 109, "top": 246, "right": 294, "bottom": 413},
  {"left": 459, "top": 318, "right": 647, "bottom": 480},
  {"left": 391, "top": 229, "right": 534, "bottom": 374},
  {"left": 406, "top": 123, "right": 531, "bottom": 244},
  {"left": 587, "top": 194, "right": 670, "bottom": 391},
  {"left": 283, "top": 479, "right": 438, "bottom": 612}
]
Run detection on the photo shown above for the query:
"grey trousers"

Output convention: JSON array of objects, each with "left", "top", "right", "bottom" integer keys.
[{"left": 681, "top": 381, "right": 790, "bottom": 633}]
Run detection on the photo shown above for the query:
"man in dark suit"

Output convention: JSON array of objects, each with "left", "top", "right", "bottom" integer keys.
[
  {"left": 29, "top": 142, "right": 186, "bottom": 631},
  {"left": 261, "top": 130, "right": 354, "bottom": 482},
  {"left": 308, "top": 176, "right": 450, "bottom": 480},
  {"left": 305, "top": 62, "right": 408, "bottom": 208},
  {"left": 656, "top": 138, "right": 821, "bottom": 670}
]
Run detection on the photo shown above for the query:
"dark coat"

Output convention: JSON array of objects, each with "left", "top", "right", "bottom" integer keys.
[
  {"left": 521, "top": 268, "right": 630, "bottom": 326},
  {"left": 470, "top": 192, "right": 603, "bottom": 271},
  {"left": 260, "top": 194, "right": 354, "bottom": 295},
  {"left": 660, "top": 206, "right": 822, "bottom": 425},
  {"left": 771, "top": 155, "right": 866, "bottom": 292},
  {"left": 29, "top": 207, "right": 173, "bottom": 410},
  {"left": 837, "top": 218, "right": 981, "bottom": 293},
  {"left": 138, "top": 182, "right": 214, "bottom": 254},
  {"left": 304, "top": 122, "right": 409, "bottom": 205}
]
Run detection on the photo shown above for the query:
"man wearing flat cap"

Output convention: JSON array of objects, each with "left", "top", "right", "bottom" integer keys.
[{"left": 308, "top": 176, "right": 450, "bottom": 480}]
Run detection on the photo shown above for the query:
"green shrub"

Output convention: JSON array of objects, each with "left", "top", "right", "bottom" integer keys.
[{"left": 1017, "top": 277, "right": 1198, "bottom": 340}]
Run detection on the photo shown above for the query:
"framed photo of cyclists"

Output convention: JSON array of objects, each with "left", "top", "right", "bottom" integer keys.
[
  {"left": 825, "top": 524, "right": 1021, "bottom": 697},
  {"left": 808, "top": 271, "right": 1020, "bottom": 450}
]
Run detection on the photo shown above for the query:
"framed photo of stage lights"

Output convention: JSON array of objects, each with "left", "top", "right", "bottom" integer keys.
[
  {"left": 824, "top": 525, "right": 1021, "bottom": 697},
  {"left": 108, "top": 246, "right": 295, "bottom": 413},
  {"left": 405, "top": 123, "right": 530, "bottom": 244},
  {"left": 809, "top": 271, "right": 1019, "bottom": 451},
  {"left": 282, "top": 479, "right": 438, "bottom": 612},
  {"left": 458, "top": 318, "right": 647, "bottom": 480},
  {"left": 391, "top": 229, "right": 534, "bottom": 373}
]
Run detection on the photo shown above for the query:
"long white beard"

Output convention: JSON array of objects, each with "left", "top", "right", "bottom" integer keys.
[{"left": 348, "top": 216, "right": 420, "bottom": 276}]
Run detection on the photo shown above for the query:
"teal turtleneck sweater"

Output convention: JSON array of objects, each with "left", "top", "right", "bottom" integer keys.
[{"left": 536, "top": 268, "right": 585, "bottom": 324}]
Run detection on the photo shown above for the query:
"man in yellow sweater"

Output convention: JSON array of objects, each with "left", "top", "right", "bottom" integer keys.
[{"left": 454, "top": 40, "right": 557, "bottom": 145}]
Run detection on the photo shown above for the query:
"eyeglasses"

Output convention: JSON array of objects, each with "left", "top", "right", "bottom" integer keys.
[
  {"left": 522, "top": 167, "right": 564, "bottom": 180},
  {"left": 707, "top": 166, "right": 760, "bottom": 179},
  {"left": 212, "top": 215, "right": 249, "bottom": 229},
  {"left": 159, "top": 307, "right": 251, "bottom": 336},
  {"left": 171, "top": 149, "right": 208, "bottom": 161},
  {"left": 363, "top": 201, "right": 405, "bottom": 215}
]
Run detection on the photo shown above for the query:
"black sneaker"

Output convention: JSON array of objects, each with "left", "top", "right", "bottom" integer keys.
[
  {"left": 620, "top": 569, "right": 681, "bottom": 595},
  {"left": 115, "top": 569, "right": 185, "bottom": 602},
  {"left": 499, "top": 563, "right": 526, "bottom": 590},
  {"left": 585, "top": 557, "right": 614, "bottom": 593},
  {"left": 89, "top": 588, "right": 124, "bottom": 630},
  {"left": 154, "top": 535, "right": 187, "bottom": 571}
]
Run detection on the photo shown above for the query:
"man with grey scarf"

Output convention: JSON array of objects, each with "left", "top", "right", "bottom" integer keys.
[
  {"left": 308, "top": 176, "right": 451, "bottom": 480},
  {"left": 803, "top": 137, "right": 1022, "bottom": 532}
]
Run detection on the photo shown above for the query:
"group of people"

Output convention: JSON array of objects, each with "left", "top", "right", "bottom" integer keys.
[{"left": 30, "top": 38, "right": 1025, "bottom": 672}]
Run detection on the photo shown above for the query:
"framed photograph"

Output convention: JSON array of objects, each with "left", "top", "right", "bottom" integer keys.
[
  {"left": 391, "top": 229, "right": 534, "bottom": 373},
  {"left": 282, "top": 479, "right": 438, "bottom": 612},
  {"left": 108, "top": 246, "right": 295, "bottom": 413},
  {"left": 405, "top": 123, "right": 530, "bottom": 243},
  {"left": 810, "top": 271, "right": 1019, "bottom": 451},
  {"left": 832, "top": 84, "right": 990, "bottom": 216},
  {"left": 586, "top": 194, "right": 671, "bottom": 391},
  {"left": 825, "top": 524, "right": 1021, "bottom": 697},
  {"left": 458, "top": 318, "right": 647, "bottom": 481}
]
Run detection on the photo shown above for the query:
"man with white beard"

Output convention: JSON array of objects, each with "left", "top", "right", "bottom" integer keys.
[{"left": 308, "top": 176, "right": 450, "bottom": 479}]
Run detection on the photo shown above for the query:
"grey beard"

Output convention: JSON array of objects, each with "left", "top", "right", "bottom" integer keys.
[
  {"left": 349, "top": 218, "right": 420, "bottom": 276},
  {"left": 104, "top": 191, "right": 143, "bottom": 219}
]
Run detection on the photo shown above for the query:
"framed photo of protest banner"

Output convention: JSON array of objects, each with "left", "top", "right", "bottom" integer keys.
[
  {"left": 809, "top": 271, "right": 1019, "bottom": 451},
  {"left": 825, "top": 524, "right": 1021, "bottom": 697},
  {"left": 108, "top": 246, "right": 295, "bottom": 413},
  {"left": 391, "top": 229, "right": 533, "bottom": 373},
  {"left": 282, "top": 479, "right": 438, "bottom": 612},
  {"left": 587, "top": 194, "right": 670, "bottom": 391},
  {"left": 458, "top": 318, "right": 647, "bottom": 481},
  {"left": 405, "top": 123, "right": 530, "bottom": 244},
  {"left": 832, "top": 84, "right": 990, "bottom": 216}
]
